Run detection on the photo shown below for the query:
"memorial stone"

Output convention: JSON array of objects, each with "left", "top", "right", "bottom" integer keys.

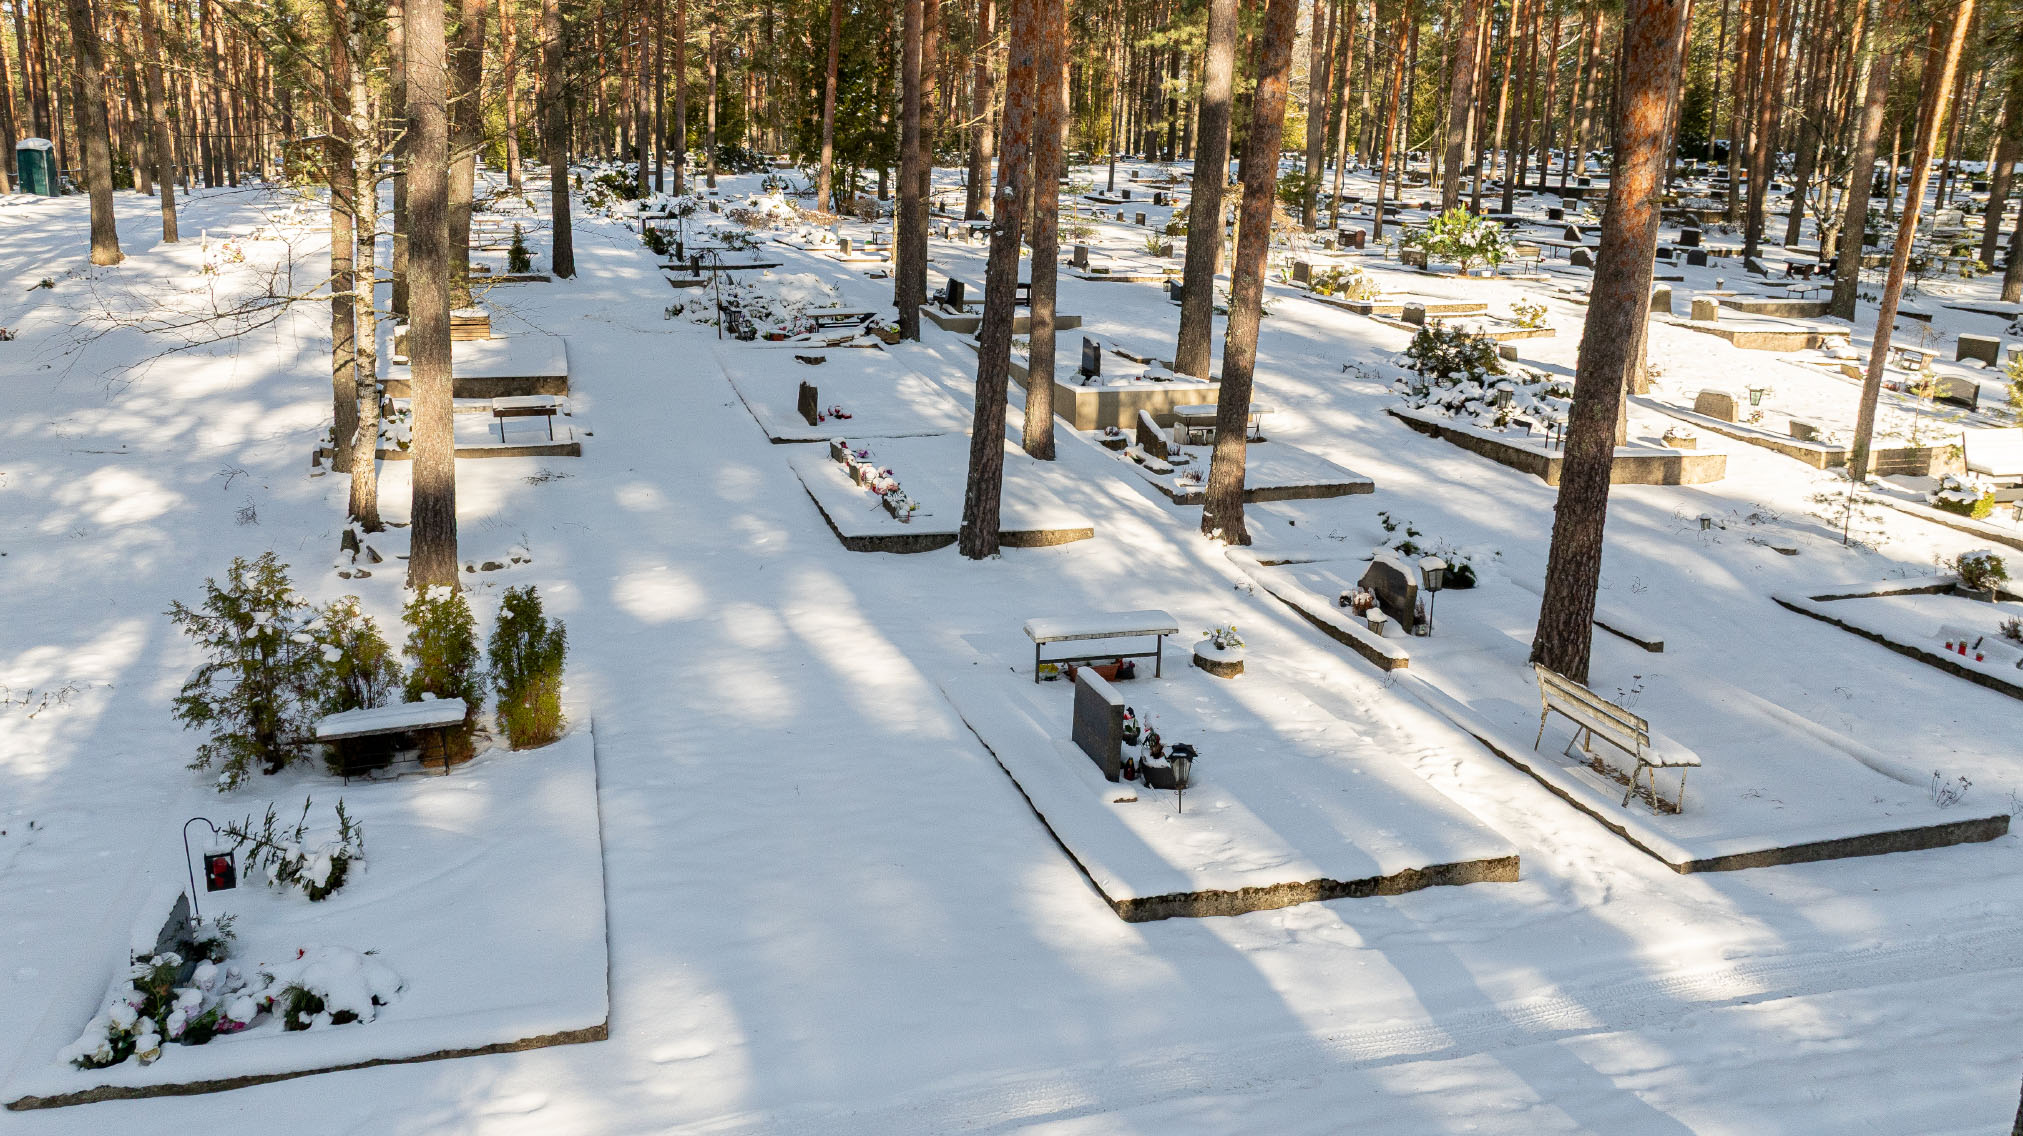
[
  {"left": 1693, "top": 389, "right": 1739, "bottom": 421},
  {"left": 1958, "top": 334, "right": 2001, "bottom": 367},
  {"left": 1071, "top": 670, "right": 1125, "bottom": 782},
  {"left": 1136, "top": 409, "right": 1169, "bottom": 458},
  {"left": 1358, "top": 552, "right": 1420, "bottom": 624}
]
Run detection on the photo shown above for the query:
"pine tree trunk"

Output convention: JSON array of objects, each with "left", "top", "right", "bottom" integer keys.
[
  {"left": 539, "top": 0, "right": 574, "bottom": 276},
  {"left": 501, "top": 0, "right": 523, "bottom": 192},
  {"left": 897, "top": 0, "right": 926, "bottom": 337},
  {"left": 406, "top": 0, "right": 459, "bottom": 590},
  {"left": 1530, "top": 0, "right": 1688, "bottom": 684},
  {"left": 818, "top": 0, "right": 841, "bottom": 209},
  {"left": 1850, "top": 3, "right": 1975, "bottom": 482},
  {"left": 1442, "top": 0, "right": 1482, "bottom": 211},
  {"left": 1980, "top": 51, "right": 2022, "bottom": 266},
  {"left": 1742, "top": 0, "right": 1789, "bottom": 261},
  {"left": 1302, "top": 0, "right": 1332, "bottom": 227},
  {"left": 137, "top": 0, "right": 177, "bottom": 240},
  {"left": 965, "top": 0, "right": 996, "bottom": 219},
  {"left": 390, "top": 0, "right": 410, "bottom": 315},
  {"left": 448, "top": 0, "right": 488, "bottom": 300},
  {"left": 1828, "top": 0, "right": 1895, "bottom": 319},
  {"left": 346, "top": 3, "right": 383, "bottom": 531},
  {"left": 1373, "top": 3, "right": 1407, "bottom": 237},
  {"left": 62, "top": 0, "right": 123, "bottom": 265},
  {"left": 329, "top": 0, "right": 359, "bottom": 477},
  {"left": 958, "top": 0, "right": 1039, "bottom": 560},
  {"left": 0, "top": 13, "right": 18, "bottom": 192},
  {"left": 672, "top": 0, "right": 687, "bottom": 193},
  {"left": 1174, "top": 0, "right": 1237, "bottom": 379},
  {"left": 1200, "top": 0, "right": 1300, "bottom": 546},
  {"left": 1021, "top": 0, "right": 1067, "bottom": 458},
  {"left": 705, "top": 26, "right": 719, "bottom": 187}
]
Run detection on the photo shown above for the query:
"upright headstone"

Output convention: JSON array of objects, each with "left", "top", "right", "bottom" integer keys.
[
  {"left": 797, "top": 381, "right": 820, "bottom": 426},
  {"left": 1690, "top": 296, "right": 1720, "bottom": 322},
  {"left": 1402, "top": 301, "right": 1430, "bottom": 326},
  {"left": 1686, "top": 248, "right": 1710, "bottom": 267},
  {"left": 1957, "top": 334, "right": 2001, "bottom": 367},
  {"left": 1136, "top": 409, "right": 1169, "bottom": 458},
  {"left": 1358, "top": 551, "right": 1421, "bottom": 624},
  {"left": 1571, "top": 247, "right": 1595, "bottom": 269},
  {"left": 1080, "top": 336, "right": 1102, "bottom": 378},
  {"left": 1679, "top": 228, "right": 1703, "bottom": 247},
  {"left": 1135, "top": 211, "right": 1147, "bottom": 227},
  {"left": 1292, "top": 260, "right": 1312, "bottom": 284},
  {"left": 1072, "top": 244, "right": 1090, "bottom": 268},
  {"left": 1650, "top": 283, "right": 1674, "bottom": 315},
  {"left": 1693, "top": 389, "right": 1739, "bottom": 421},
  {"left": 1166, "top": 279, "right": 1185, "bottom": 303},
  {"left": 1071, "top": 669, "right": 1125, "bottom": 782}
]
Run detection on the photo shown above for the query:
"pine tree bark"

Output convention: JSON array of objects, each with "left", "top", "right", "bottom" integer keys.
[
  {"left": 1829, "top": 0, "right": 1897, "bottom": 320},
  {"left": 1980, "top": 50, "right": 2023, "bottom": 267},
  {"left": 1200, "top": 0, "right": 1300, "bottom": 546},
  {"left": 0, "top": 12, "right": 18, "bottom": 193},
  {"left": 897, "top": 0, "right": 926, "bottom": 338},
  {"left": 1850, "top": 3, "right": 1975, "bottom": 482},
  {"left": 1442, "top": 0, "right": 1482, "bottom": 211},
  {"left": 62, "top": 0, "right": 123, "bottom": 265},
  {"left": 958, "top": 0, "right": 1039, "bottom": 560},
  {"left": 704, "top": 25, "right": 719, "bottom": 186},
  {"left": 1020, "top": 0, "right": 1067, "bottom": 458},
  {"left": 965, "top": 0, "right": 996, "bottom": 219},
  {"left": 137, "top": 0, "right": 177, "bottom": 240},
  {"left": 448, "top": 0, "right": 488, "bottom": 299},
  {"left": 328, "top": 0, "right": 359, "bottom": 477},
  {"left": 818, "top": 0, "right": 842, "bottom": 210},
  {"left": 672, "top": 0, "right": 687, "bottom": 193},
  {"left": 1742, "top": 0, "right": 1789, "bottom": 261},
  {"left": 540, "top": 0, "right": 574, "bottom": 277},
  {"left": 1530, "top": 0, "right": 1688, "bottom": 684},
  {"left": 1302, "top": 0, "right": 1332, "bottom": 227},
  {"left": 346, "top": 5, "right": 383, "bottom": 531},
  {"left": 406, "top": 0, "right": 460, "bottom": 590},
  {"left": 390, "top": 0, "right": 410, "bottom": 315},
  {"left": 1174, "top": 0, "right": 1238, "bottom": 379},
  {"left": 501, "top": 0, "right": 523, "bottom": 192}
]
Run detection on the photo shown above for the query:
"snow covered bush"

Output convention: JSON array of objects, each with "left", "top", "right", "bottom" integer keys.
[
  {"left": 1931, "top": 473, "right": 1997, "bottom": 520},
  {"left": 223, "top": 797, "right": 366, "bottom": 901},
  {"left": 308, "top": 597, "right": 403, "bottom": 717},
  {"left": 168, "top": 553, "right": 321, "bottom": 790},
  {"left": 403, "top": 586, "right": 485, "bottom": 755},
  {"left": 1395, "top": 339, "right": 1569, "bottom": 434},
  {"left": 1377, "top": 510, "right": 1483, "bottom": 588},
  {"left": 1308, "top": 265, "right": 1379, "bottom": 299},
  {"left": 488, "top": 586, "right": 568, "bottom": 750},
  {"left": 1952, "top": 549, "right": 2010, "bottom": 594},
  {"left": 507, "top": 225, "right": 532, "bottom": 274},
  {"left": 1401, "top": 324, "right": 1502, "bottom": 384},
  {"left": 63, "top": 943, "right": 399, "bottom": 1070},
  {"left": 1511, "top": 298, "right": 1548, "bottom": 329},
  {"left": 1400, "top": 208, "right": 1509, "bottom": 274}
]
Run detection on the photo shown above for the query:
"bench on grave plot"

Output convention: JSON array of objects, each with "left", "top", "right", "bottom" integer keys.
[
  {"left": 1964, "top": 427, "right": 2023, "bottom": 500},
  {"left": 1024, "top": 610, "right": 1179, "bottom": 685},
  {"left": 1533, "top": 664, "right": 1698, "bottom": 813},
  {"left": 314, "top": 698, "right": 471, "bottom": 779}
]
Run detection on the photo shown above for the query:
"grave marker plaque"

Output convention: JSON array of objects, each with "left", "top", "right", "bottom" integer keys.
[{"left": 1072, "top": 670, "right": 1125, "bottom": 782}]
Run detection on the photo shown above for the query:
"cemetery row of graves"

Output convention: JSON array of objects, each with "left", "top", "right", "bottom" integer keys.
[{"left": 4, "top": 142, "right": 2021, "bottom": 1124}]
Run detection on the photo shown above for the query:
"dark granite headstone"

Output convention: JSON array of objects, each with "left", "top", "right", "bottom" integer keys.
[
  {"left": 1562, "top": 224, "right": 1581, "bottom": 242},
  {"left": 1292, "top": 260, "right": 1312, "bottom": 284},
  {"left": 1167, "top": 279, "right": 1185, "bottom": 302},
  {"left": 1136, "top": 409, "right": 1169, "bottom": 458},
  {"left": 1358, "top": 552, "right": 1420, "bottom": 624},
  {"left": 1546, "top": 206, "right": 1564, "bottom": 221},
  {"left": 1080, "top": 336, "right": 1102, "bottom": 378},
  {"left": 797, "top": 381, "right": 820, "bottom": 426},
  {"left": 1679, "top": 228, "right": 1703, "bottom": 247},
  {"left": 1571, "top": 247, "right": 1595, "bottom": 269},
  {"left": 1072, "top": 670, "right": 1125, "bottom": 782},
  {"left": 1957, "top": 334, "right": 2001, "bottom": 367},
  {"left": 1071, "top": 244, "right": 1089, "bottom": 268},
  {"left": 1934, "top": 375, "right": 1981, "bottom": 410},
  {"left": 1745, "top": 255, "right": 1770, "bottom": 277},
  {"left": 1135, "top": 211, "right": 1147, "bottom": 226},
  {"left": 1686, "top": 248, "right": 1709, "bottom": 267}
]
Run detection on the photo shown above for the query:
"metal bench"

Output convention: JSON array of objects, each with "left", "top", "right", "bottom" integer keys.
[
  {"left": 1023, "top": 610, "right": 1180, "bottom": 684},
  {"left": 491, "top": 395, "right": 560, "bottom": 441},
  {"left": 1533, "top": 663, "right": 1698, "bottom": 813}
]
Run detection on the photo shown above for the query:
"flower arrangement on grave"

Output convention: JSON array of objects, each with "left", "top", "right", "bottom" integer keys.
[
  {"left": 1931, "top": 472, "right": 1998, "bottom": 519},
  {"left": 1200, "top": 624, "right": 1244, "bottom": 652},
  {"left": 1951, "top": 549, "right": 2010, "bottom": 595}
]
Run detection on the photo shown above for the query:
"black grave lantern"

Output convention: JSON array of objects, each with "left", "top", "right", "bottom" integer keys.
[{"left": 204, "top": 850, "right": 238, "bottom": 892}]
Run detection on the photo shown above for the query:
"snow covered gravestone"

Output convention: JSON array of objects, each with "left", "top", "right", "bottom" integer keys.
[{"left": 1072, "top": 669, "right": 1126, "bottom": 783}]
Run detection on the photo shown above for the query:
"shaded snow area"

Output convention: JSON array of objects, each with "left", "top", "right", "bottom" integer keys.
[{"left": 1, "top": 166, "right": 2021, "bottom": 1133}]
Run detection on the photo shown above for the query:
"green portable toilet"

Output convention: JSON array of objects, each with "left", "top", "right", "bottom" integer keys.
[{"left": 15, "top": 138, "right": 55, "bottom": 196}]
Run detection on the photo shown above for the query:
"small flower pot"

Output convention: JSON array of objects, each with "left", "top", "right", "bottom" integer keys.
[{"left": 1192, "top": 640, "right": 1244, "bottom": 679}]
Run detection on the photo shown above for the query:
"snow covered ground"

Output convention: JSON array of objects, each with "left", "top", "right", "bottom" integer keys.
[{"left": 2, "top": 165, "right": 2022, "bottom": 1133}]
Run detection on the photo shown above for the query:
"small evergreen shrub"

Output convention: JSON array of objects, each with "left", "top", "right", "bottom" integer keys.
[
  {"left": 222, "top": 797, "right": 364, "bottom": 901},
  {"left": 1511, "top": 298, "right": 1548, "bottom": 329},
  {"left": 1930, "top": 473, "right": 1997, "bottom": 519},
  {"left": 487, "top": 586, "right": 568, "bottom": 749},
  {"left": 402, "top": 586, "right": 484, "bottom": 755},
  {"left": 1401, "top": 208, "right": 1510, "bottom": 274},
  {"left": 642, "top": 225, "right": 673, "bottom": 256},
  {"left": 1952, "top": 549, "right": 2010, "bottom": 594},
  {"left": 1403, "top": 324, "right": 1503, "bottom": 382},
  {"left": 506, "top": 225, "right": 532, "bottom": 273},
  {"left": 307, "top": 598, "right": 402, "bottom": 717},
  {"left": 168, "top": 553, "right": 319, "bottom": 789}
]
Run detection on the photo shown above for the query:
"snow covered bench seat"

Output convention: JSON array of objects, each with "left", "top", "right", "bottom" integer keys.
[
  {"left": 1023, "top": 611, "right": 1180, "bottom": 685},
  {"left": 1963, "top": 427, "right": 2023, "bottom": 492},
  {"left": 1533, "top": 664, "right": 1698, "bottom": 813},
  {"left": 314, "top": 698, "right": 471, "bottom": 778}
]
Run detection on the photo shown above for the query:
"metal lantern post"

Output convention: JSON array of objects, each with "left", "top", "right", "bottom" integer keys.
[
  {"left": 181, "top": 817, "right": 236, "bottom": 919},
  {"left": 1171, "top": 752, "right": 1193, "bottom": 814},
  {"left": 1419, "top": 556, "right": 1447, "bottom": 636}
]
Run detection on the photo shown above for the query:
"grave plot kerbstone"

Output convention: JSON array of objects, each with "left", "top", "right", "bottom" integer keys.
[
  {"left": 1693, "top": 389, "right": 1739, "bottom": 421},
  {"left": 1958, "top": 334, "right": 2001, "bottom": 367},
  {"left": 1072, "top": 670, "right": 1125, "bottom": 782}
]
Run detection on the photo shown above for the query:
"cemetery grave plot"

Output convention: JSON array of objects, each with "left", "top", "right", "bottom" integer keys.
[
  {"left": 1774, "top": 577, "right": 2023, "bottom": 702},
  {"left": 378, "top": 397, "right": 584, "bottom": 460},
  {"left": 1666, "top": 304, "right": 1852, "bottom": 352},
  {"left": 382, "top": 333, "right": 571, "bottom": 400},
  {"left": 976, "top": 337, "right": 1224, "bottom": 431},
  {"left": 939, "top": 638, "right": 1519, "bottom": 922},
  {"left": 1386, "top": 403, "right": 1726, "bottom": 486},
  {"left": 1332, "top": 570, "right": 2009, "bottom": 872},
  {"left": 718, "top": 344, "right": 972, "bottom": 442},
  {"left": 1091, "top": 407, "right": 1376, "bottom": 506},
  {"left": 786, "top": 433, "right": 1096, "bottom": 553},
  {"left": 4, "top": 727, "right": 609, "bottom": 1110}
]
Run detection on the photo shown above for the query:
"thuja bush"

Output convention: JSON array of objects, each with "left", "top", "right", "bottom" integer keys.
[
  {"left": 168, "top": 553, "right": 320, "bottom": 790},
  {"left": 1403, "top": 208, "right": 1510, "bottom": 274},
  {"left": 487, "top": 585, "right": 568, "bottom": 749},
  {"left": 308, "top": 597, "right": 403, "bottom": 716},
  {"left": 1403, "top": 323, "right": 1503, "bottom": 382},
  {"left": 402, "top": 586, "right": 484, "bottom": 756},
  {"left": 507, "top": 225, "right": 532, "bottom": 273}
]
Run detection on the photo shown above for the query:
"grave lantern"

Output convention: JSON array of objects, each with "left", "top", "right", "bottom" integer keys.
[
  {"left": 1748, "top": 386, "right": 1768, "bottom": 407},
  {"left": 1170, "top": 751, "right": 1193, "bottom": 814},
  {"left": 205, "top": 850, "right": 238, "bottom": 892},
  {"left": 1419, "top": 557, "right": 1447, "bottom": 636}
]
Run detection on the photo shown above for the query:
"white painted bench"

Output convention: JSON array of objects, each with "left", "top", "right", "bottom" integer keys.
[
  {"left": 1533, "top": 663, "right": 1698, "bottom": 813},
  {"left": 1024, "top": 610, "right": 1179, "bottom": 684}
]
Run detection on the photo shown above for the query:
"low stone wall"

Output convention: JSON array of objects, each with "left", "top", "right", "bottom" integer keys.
[
  {"left": 1113, "top": 857, "right": 1521, "bottom": 922},
  {"left": 919, "top": 306, "right": 1084, "bottom": 336},
  {"left": 382, "top": 375, "right": 569, "bottom": 399},
  {"left": 1718, "top": 296, "right": 1832, "bottom": 319}
]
